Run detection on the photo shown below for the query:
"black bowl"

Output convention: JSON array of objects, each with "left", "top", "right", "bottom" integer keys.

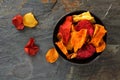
[{"left": 53, "top": 10, "right": 107, "bottom": 64}]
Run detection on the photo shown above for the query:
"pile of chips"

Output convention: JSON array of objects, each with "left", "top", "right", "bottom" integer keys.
[
  {"left": 12, "top": 11, "right": 107, "bottom": 63},
  {"left": 55, "top": 11, "right": 107, "bottom": 60}
]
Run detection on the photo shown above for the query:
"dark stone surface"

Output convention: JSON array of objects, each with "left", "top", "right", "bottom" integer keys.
[{"left": 0, "top": 0, "right": 120, "bottom": 80}]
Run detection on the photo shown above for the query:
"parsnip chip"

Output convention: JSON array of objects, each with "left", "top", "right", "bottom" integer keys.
[
  {"left": 23, "top": 12, "right": 38, "bottom": 28},
  {"left": 73, "top": 11, "right": 95, "bottom": 23},
  {"left": 46, "top": 48, "right": 59, "bottom": 63}
]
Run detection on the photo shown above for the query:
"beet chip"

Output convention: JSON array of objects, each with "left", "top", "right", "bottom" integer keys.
[
  {"left": 58, "top": 16, "right": 72, "bottom": 45},
  {"left": 12, "top": 14, "right": 24, "bottom": 30},
  {"left": 75, "top": 20, "right": 94, "bottom": 37},
  {"left": 24, "top": 38, "right": 39, "bottom": 56},
  {"left": 76, "top": 44, "right": 96, "bottom": 59}
]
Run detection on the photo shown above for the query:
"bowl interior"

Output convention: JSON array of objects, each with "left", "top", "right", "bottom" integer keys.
[{"left": 53, "top": 10, "right": 107, "bottom": 64}]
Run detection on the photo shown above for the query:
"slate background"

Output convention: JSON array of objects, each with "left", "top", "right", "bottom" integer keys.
[{"left": 0, "top": 0, "right": 120, "bottom": 80}]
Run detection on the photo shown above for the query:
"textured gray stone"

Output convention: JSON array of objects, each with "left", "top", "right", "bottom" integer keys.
[{"left": 0, "top": 0, "right": 120, "bottom": 80}]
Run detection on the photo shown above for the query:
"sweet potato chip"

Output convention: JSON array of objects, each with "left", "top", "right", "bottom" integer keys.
[
  {"left": 67, "top": 53, "right": 77, "bottom": 59},
  {"left": 90, "top": 24, "right": 107, "bottom": 47},
  {"left": 93, "top": 24, "right": 100, "bottom": 37},
  {"left": 66, "top": 38, "right": 74, "bottom": 51},
  {"left": 46, "top": 48, "right": 59, "bottom": 63},
  {"left": 71, "top": 25, "right": 76, "bottom": 32},
  {"left": 69, "top": 29, "right": 87, "bottom": 52},
  {"left": 73, "top": 11, "right": 95, "bottom": 23},
  {"left": 55, "top": 40, "right": 68, "bottom": 56},
  {"left": 96, "top": 39, "right": 106, "bottom": 53},
  {"left": 23, "top": 12, "right": 38, "bottom": 28}
]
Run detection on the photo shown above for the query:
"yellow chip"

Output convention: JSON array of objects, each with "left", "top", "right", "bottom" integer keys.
[
  {"left": 73, "top": 11, "right": 95, "bottom": 23},
  {"left": 46, "top": 48, "right": 59, "bottom": 63},
  {"left": 23, "top": 12, "right": 38, "bottom": 28}
]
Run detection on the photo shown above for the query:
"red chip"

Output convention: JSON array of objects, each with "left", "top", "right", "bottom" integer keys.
[
  {"left": 76, "top": 44, "right": 96, "bottom": 59},
  {"left": 24, "top": 38, "right": 39, "bottom": 56},
  {"left": 75, "top": 20, "right": 94, "bottom": 37},
  {"left": 58, "top": 16, "right": 72, "bottom": 45},
  {"left": 12, "top": 14, "right": 24, "bottom": 30}
]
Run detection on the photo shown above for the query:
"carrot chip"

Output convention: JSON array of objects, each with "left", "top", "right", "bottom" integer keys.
[{"left": 46, "top": 48, "right": 59, "bottom": 63}]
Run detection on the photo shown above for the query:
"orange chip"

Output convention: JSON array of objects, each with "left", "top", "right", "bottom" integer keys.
[
  {"left": 55, "top": 40, "right": 68, "bottom": 56},
  {"left": 66, "top": 39, "right": 74, "bottom": 51},
  {"left": 96, "top": 39, "right": 106, "bottom": 53},
  {"left": 90, "top": 24, "right": 107, "bottom": 47},
  {"left": 70, "top": 29, "right": 87, "bottom": 52},
  {"left": 71, "top": 25, "right": 76, "bottom": 32},
  {"left": 93, "top": 24, "right": 100, "bottom": 37},
  {"left": 67, "top": 53, "right": 77, "bottom": 59},
  {"left": 46, "top": 48, "right": 59, "bottom": 63}
]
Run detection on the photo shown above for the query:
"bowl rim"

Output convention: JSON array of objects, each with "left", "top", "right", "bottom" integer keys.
[{"left": 53, "top": 10, "right": 107, "bottom": 64}]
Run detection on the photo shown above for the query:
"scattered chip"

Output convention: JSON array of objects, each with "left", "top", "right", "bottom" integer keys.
[
  {"left": 24, "top": 38, "right": 39, "bottom": 56},
  {"left": 23, "top": 12, "right": 38, "bottom": 28},
  {"left": 12, "top": 14, "right": 24, "bottom": 30},
  {"left": 46, "top": 48, "right": 59, "bottom": 63}
]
